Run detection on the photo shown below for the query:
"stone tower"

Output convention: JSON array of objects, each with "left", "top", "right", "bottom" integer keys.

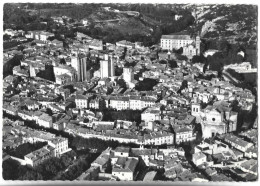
[
  {"left": 191, "top": 102, "right": 201, "bottom": 123},
  {"left": 195, "top": 35, "right": 201, "bottom": 56}
]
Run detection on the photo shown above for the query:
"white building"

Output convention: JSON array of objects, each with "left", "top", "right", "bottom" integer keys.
[
  {"left": 109, "top": 96, "right": 129, "bottom": 110},
  {"left": 81, "top": 19, "right": 89, "bottom": 26},
  {"left": 112, "top": 157, "right": 139, "bottom": 181},
  {"left": 224, "top": 62, "right": 257, "bottom": 73},
  {"left": 75, "top": 94, "right": 90, "bottom": 109},
  {"left": 47, "top": 137, "right": 69, "bottom": 157},
  {"left": 24, "top": 145, "right": 55, "bottom": 167},
  {"left": 173, "top": 126, "right": 195, "bottom": 144},
  {"left": 38, "top": 114, "right": 53, "bottom": 128},
  {"left": 141, "top": 108, "right": 161, "bottom": 122},
  {"left": 39, "top": 32, "right": 55, "bottom": 41},
  {"left": 123, "top": 67, "right": 134, "bottom": 83},
  {"left": 142, "top": 132, "right": 174, "bottom": 146},
  {"left": 116, "top": 40, "right": 135, "bottom": 49},
  {"left": 100, "top": 54, "right": 115, "bottom": 78},
  {"left": 192, "top": 152, "right": 207, "bottom": 166},
  {"left": 113, "top": 147, "right": 130, "bottom": 157},
  {"left": 129, "top": 96, "right": 142, "bottom": 110},
  {"left": 53, "top": 65, "right": 76, "bottom": 82},
  {"left": 160, "top": 34, "right": 194, "bottom": 50}
]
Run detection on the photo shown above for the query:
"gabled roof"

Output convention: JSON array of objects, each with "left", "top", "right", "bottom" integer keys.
[{"left": 193, "top": 152, "right": 206, "bottom": 161}]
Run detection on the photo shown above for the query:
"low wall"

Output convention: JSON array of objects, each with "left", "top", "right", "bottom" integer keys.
[{"left": 10, "top": 156, "right": 26, "bottom": 165}]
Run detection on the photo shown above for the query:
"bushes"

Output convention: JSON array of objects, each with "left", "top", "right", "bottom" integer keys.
[{"left": 135, "top": 78, "right": 158, "bottom": 91}]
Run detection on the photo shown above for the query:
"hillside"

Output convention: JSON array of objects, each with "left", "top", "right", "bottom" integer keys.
[
  {"left": 186, "top": 4, "right": 257, "bottom": 48},
  {"left": 4, "top": 3, "right": 257, "bottom": 48}
]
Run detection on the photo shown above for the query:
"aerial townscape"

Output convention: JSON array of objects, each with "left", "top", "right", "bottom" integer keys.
[{"left": 2, "top": 3, "right": 258, "bottom": 182}]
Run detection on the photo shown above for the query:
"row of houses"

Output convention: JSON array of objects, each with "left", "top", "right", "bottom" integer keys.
[{"left": 75, "top": 94, "right": 157, "bottom": 110}]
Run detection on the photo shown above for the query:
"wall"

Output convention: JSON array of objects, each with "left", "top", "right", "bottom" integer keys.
[{"left": 10, "top": 156, "right": 26, "bottom": 165}]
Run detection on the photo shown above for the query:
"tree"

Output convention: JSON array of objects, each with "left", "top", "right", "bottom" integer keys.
[
  {"left": 3, "top": 34, "right": 11, "bottom": 41},
  {"left": 175, "top": 47, "right": 183, "bottom": 54},
  {"left": 114, "top": 66, "right": 123, "bottom": 76},
  {"left": 191, "top": 55, "right": 206, "bottom": 64},
  {"left": 19, "top": 170, "right": 43, "bottom": 180},
  {"left": 152, "top": 27, "right": 162, "bottom": 44},
  {"left": 117, "top": 79, "right": 127, "bottom": 89},
  {"left": 135, "top": 78, "right": 158, "bottom": 91},
  {"left": 17, "top": 45, "right": 25, "bottom": 51},
  {"left": 177, "top": 80, "right": 188, "bottom": 94},
  {"left": 2, "top": 159, "right": 20, "bottom": 180},
  {"left": 168, "top": 59, "right": 178, "bottom": 68},
  {"left": 159, "top": 60, "right": 167, "bottom": 64},
  {"left": 60, "top": 58, "right": 66, "bottom": 65}
]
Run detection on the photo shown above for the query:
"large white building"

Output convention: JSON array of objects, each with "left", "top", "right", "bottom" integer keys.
[
  {"left": 109, "top": 96, "right": 157, "bottom": 111},
  {"left": 161, "top": 34, "right": 194, "bottom": 50},
  {"left": 161, "top": 33, "right": 201, "bottom": 57},
  {"left": 48, "top": 137, "right": 69, "bottom": 157},
  {"left": 100, "top": 54, "right": 115, "bottom": 78},
  {"left": 24, "top": 145, "right": 55, "bottom": 167}
]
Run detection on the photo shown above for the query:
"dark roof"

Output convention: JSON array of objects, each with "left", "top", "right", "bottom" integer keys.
[
  {"left": 114, "top": 146, "right": 130, "bottom": 153},
  {"left": 161, "top": 34, "right": 192, "bottom": 40}
]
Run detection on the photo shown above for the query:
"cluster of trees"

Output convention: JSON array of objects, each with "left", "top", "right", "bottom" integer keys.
[
  {"left": 54, "top": 155, "right": 93, "bottom": 180},
  {"left": 161, "top": 14, "right": 195, "bottom": 35},
  {"left": 190, "top": 40, "right": 250, "bottom": 76},
  {"left": 71, "top": 136, "right": 140, "bottom": 154},
  {"left": 4, "top": 41, "right": 23, "bottom": 50},
  {"left": 102, "top": 109, "right": 142, "bottom": 123},
  {"left": 135, "top": 78, "right": 158, "bottom": 91},
  {"left": 71, "top": 136, "right": 119, "bottom": 152},
  {"left": 116, "top": 79, "right": 127, "bottom": 89},
  {"left": 4, "top": 4, "right": 36, "bottom": 30},
  {"left": 3, "top": 54, "right": 23, "bottom": 78},
  {"left": 5, "top": 142, "right": 47, "bottom": 159},
  {"left": 2, "top": 150, "right": 78, "bottom": 180},
  {"left": 235, "top": 103, "right": 257, "bottom": 132}
]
